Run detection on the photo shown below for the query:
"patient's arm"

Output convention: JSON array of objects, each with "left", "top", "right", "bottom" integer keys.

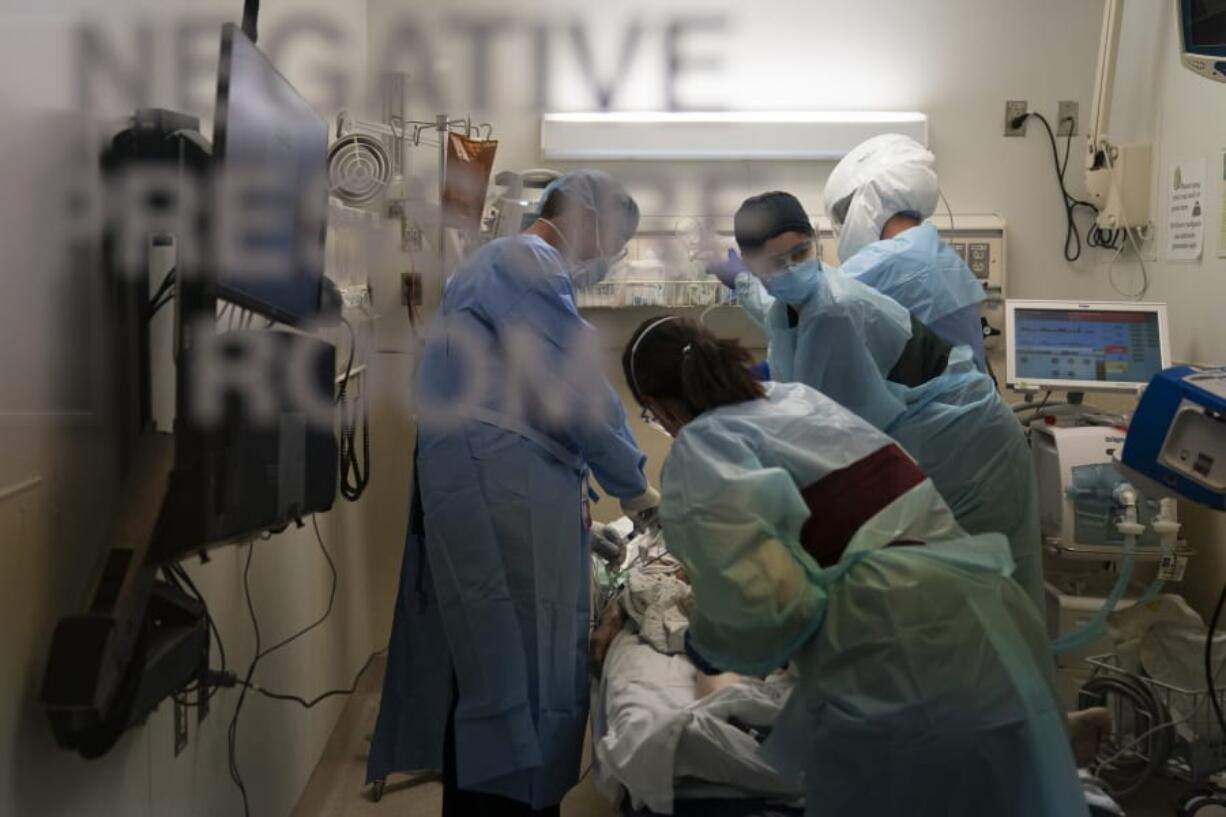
[{"left": 589, "top": 599, "right": 627, "bottom": 678}]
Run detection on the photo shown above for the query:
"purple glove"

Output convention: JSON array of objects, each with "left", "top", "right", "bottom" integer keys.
[{"left": 706, "top": 248, "right": 748, "bottom": 289}]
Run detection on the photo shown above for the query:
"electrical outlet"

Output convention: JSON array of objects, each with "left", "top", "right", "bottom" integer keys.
[
  {"left": 401, "top": 272, "right": 423, "bottom": 306},
  {"left": 1004, "top": 100, "right": 1028, "bottom": 136},
  {"left": 1057, "top": 101, "right": 1079, "bottom": 137},
  {"left": 403, "top": 226, "right": 423, "bottom": 253}
]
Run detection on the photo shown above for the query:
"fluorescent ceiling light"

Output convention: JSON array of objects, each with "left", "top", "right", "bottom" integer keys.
[
  {"left": 541, "top": 111, "right": 928, "bottom": 161},
  {"left": 544, "top": 111, "right": 927, "bottom": 125}
]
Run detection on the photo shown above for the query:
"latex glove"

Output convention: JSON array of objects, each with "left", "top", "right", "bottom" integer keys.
[
  {"left": 590, "top": 522, "right": 627, "bottom": 567},
  {"left": 748, "top": 359, "right": 771, "bottom": 381},
  {"left": 620, "top": 486, "right": 661, "bottom": 534},
  {"left": 705, "top": 248, "right": 748, "bottom": 289}
]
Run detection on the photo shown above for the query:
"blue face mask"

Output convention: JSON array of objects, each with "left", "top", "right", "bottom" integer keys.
[{"left": 763, "top": 258, "right": 820, "bottom": 304}]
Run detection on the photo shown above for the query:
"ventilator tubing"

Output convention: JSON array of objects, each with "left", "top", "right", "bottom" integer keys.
[{"left": 1048, "top": 502, "right": 1178, "bottom": 656}]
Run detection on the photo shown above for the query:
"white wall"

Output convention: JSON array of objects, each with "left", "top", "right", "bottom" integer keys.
[
  {"left": 0, "top": 3, "right": 412, "bottom": 816},
  {"left": 366, "top": 0, "right": 1105, "bottom": 281},
  {"left": 363, "top": 0, "right": 1109, "bottom": 514}
]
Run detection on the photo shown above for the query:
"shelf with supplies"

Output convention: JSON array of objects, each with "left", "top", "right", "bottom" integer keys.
[
  {"left": 575, "top": 214, "right": 738, "bottom": 309},
  {"left": 575, "top": 278, "right": 734, "bottom": 309},
  {"left": 572, "top": 211, "right": 1006, "bottom": 309}
]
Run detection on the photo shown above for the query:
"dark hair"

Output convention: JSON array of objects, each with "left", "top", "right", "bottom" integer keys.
[
  {"left": 622, "top": 316, "right": 766, "bottom": 418},
  {"left": 734, "top": 191, "right": 815, "bottom": 253},
  {"left": 538, "top": 186, "right": 568, "bottom": 220}
]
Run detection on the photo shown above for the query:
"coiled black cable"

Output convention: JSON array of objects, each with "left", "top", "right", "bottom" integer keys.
[
  {"left": 1014, "top": 111, "right": 1121, "bottom": 262},
  {"left": 337, "top": 317, "right": 369, "bottom": 502}
]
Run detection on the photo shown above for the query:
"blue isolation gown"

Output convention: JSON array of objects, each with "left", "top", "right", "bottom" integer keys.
[
  {"left": 840, "top": 222, "right": 988, "bottom": 372},
  {"left": 367, "top": 234, "right": 649, "bottom": 808},
  {"left": 733, "top": 266, "right": 1042, "bottom": 609}
]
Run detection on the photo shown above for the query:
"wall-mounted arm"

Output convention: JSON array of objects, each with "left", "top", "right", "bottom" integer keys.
[{"left": 1087, "top": 0, "right": 1125, "bottom": 168}]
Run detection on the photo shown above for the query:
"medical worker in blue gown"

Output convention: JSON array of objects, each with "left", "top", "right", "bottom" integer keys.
[
  {"left": 826, "top": 133, "right": 989, "bottom": 372},
  {"left": 621, "top": 315, "right": 1086, "bottom": 817},
  {"left": 711, "top": 191, "right": 1042, "bottom": 609},
  {"left": 368, "top": 170, "right": 660, "bottom": 816}
]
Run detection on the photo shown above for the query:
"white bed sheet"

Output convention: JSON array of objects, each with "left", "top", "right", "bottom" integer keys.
[{"left": 592, "top": 630, "right": 804, "bottom": 815}]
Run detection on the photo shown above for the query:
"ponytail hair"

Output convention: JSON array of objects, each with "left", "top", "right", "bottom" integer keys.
[{"left": 622, "top": 316, "right": 765, "bottom": 418}]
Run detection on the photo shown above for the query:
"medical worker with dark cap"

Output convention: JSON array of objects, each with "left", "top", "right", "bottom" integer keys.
[{"left": 708, "top": 189, "right": 1042, "bottom": 611}]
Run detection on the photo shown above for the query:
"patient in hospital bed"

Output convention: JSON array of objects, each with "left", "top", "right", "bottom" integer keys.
[{"left": 588, "top": 532, "right": 807, "bottom": 815}]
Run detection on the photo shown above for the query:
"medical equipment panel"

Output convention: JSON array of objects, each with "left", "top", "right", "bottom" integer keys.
[
  {"left": 1119, "top": 366, "right": 1226, "bottom": 510},
  {"left": 1180, "top": 0, "right": 1226, "bottom": 83},
  {"left": 1005, "top": 300, "right": 1170, "bottom": 394},
  {"left": 1032, "top": 425, "right": 1173, "bottom": 558}
]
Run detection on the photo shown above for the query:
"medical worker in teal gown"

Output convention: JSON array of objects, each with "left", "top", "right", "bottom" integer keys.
[
  {"left": 710, "top": 191, "right": 1042, "bottom": 610},
  {"left": 621, "top": 315, "right": 1085, "bottom": 817}
]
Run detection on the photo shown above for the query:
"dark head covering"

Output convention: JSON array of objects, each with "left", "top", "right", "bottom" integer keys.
[{"left": 734, "top": 191, "right": 815, "bottom": 254}]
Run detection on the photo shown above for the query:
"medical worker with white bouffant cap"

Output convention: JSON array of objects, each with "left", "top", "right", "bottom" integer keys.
[{"left": 826, "top": 133, "right": 989, "bottom": 372}]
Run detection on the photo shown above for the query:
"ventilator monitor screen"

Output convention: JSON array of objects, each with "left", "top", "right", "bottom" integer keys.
[
  {"left": 212, "top": 23, "right": 328, "bottom": 326},
  {"left": 1005, "top": 301, "right": 1170, "bottom": 393}
]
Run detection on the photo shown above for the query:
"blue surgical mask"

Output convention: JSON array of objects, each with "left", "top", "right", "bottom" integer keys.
[{"left": 763, "top": 258, "right": 820, "bottom": 304}]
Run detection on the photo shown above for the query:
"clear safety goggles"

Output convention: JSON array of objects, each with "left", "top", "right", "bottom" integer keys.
[
  {"left": 751, "top": 238, "right": 816, "bottom": 277},
  {"left": 640, "top": 405, "right": 671, "bottom": 438}
]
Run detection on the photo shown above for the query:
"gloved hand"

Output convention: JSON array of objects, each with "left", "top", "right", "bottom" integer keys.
[
  {"left": 620, "top": 486, "right": 661, "bottom": 534},
  {"left": 590, "top": 522, "right": 628, "bottom": 567},
  {"left": 706, "top": 249, "right": 748, "bottom": 289}
]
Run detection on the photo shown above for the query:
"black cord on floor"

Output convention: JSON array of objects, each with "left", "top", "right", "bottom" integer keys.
[{"left": 1205, "top": 582, "right": 1226, "bottom": 740}]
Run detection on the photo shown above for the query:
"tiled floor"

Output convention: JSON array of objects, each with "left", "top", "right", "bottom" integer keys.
[{"left": 291, "top": 658, "right": 1191, "bottom": 817}]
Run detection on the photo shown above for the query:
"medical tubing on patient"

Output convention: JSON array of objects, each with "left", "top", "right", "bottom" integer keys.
[{"left": 622, "top": 315, "right": 765, "bottom": 416}]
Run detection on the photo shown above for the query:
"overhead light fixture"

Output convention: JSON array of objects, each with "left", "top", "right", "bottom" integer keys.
[{"left": 540, "top": 111, "right": 928, "bottom": 161}]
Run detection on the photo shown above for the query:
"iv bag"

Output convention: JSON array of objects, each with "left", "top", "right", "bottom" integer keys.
[{"left": 443, "top": 132, "right": 498, "bottom": 231}]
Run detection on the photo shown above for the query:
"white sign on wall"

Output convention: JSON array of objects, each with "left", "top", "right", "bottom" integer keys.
[{"left": 1167, "top": 158, "right": 1206, "bottom": 263}]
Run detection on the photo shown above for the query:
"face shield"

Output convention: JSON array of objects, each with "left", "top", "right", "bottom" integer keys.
[
  {"left": 824, "top": 134, "right": 940, "bottom": 263},
  {"left": 534, "top": 170, "right": 639, "bottom": 286}
]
